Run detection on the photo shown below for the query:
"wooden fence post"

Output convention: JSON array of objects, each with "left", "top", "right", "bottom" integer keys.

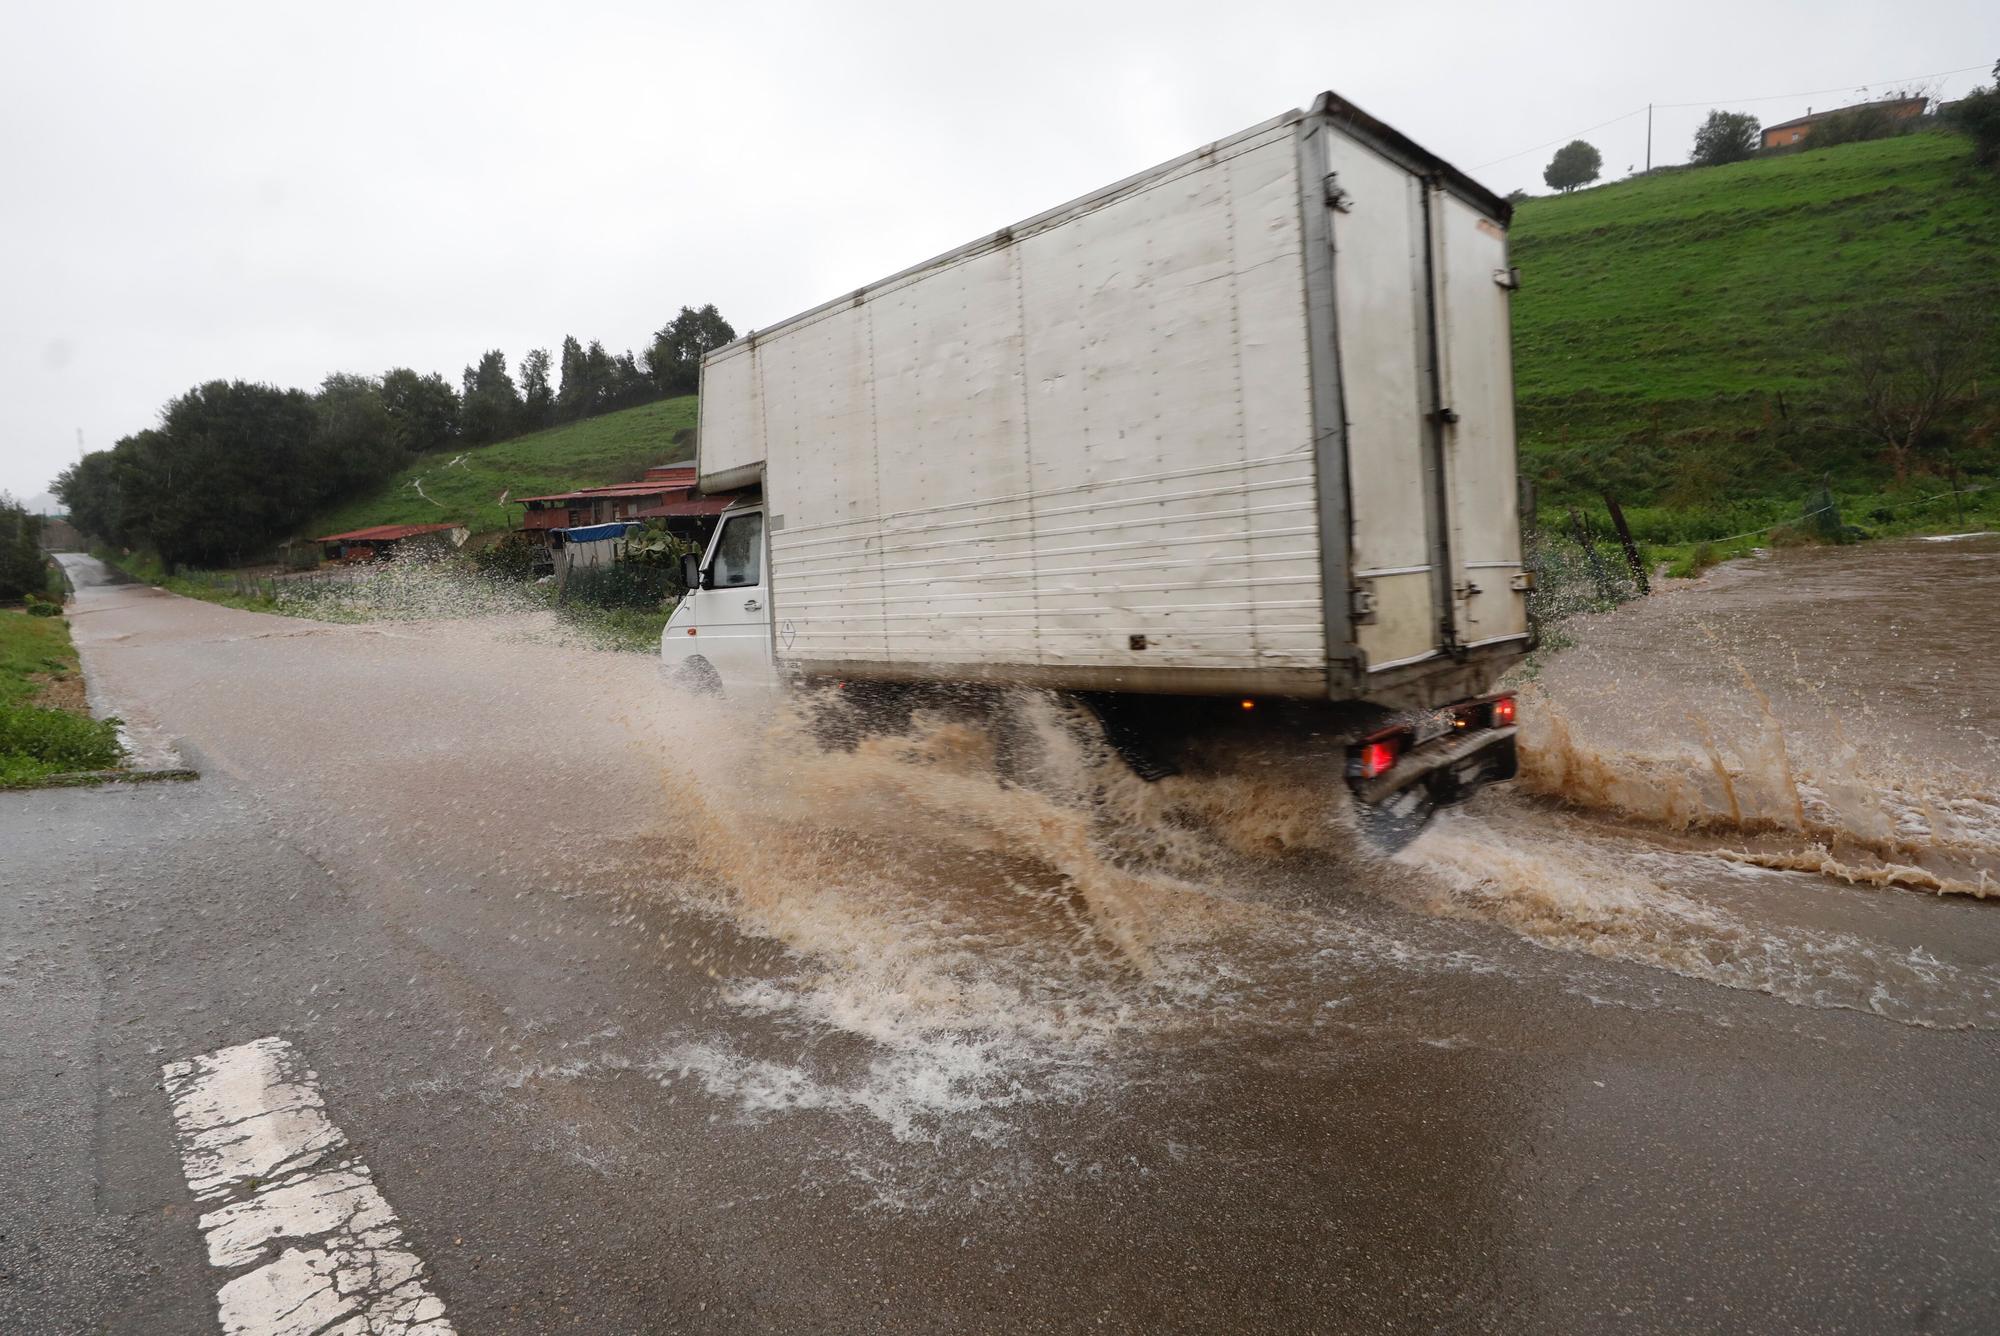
[
  {"left": 1601, "top": 492, "right": 1650, "bottom": 595},
  {"left": 1568, "top": 507, "right": 1616, "bottom": 601}
]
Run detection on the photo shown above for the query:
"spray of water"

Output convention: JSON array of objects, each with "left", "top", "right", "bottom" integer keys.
[{"left": 300, "top": 543, "right": 2000, "bottom": 1178}]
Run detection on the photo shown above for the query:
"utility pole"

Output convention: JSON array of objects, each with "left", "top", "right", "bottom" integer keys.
[{"left": 1645, "top": 103, "right": 1652, "bottom": 173}]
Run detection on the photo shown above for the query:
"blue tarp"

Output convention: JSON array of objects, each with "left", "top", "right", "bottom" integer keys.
[{"left": 555, "top": 522, "right": 639, "bottom": 543}]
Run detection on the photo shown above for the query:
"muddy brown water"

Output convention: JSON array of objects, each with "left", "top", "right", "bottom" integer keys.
[{"left": 47, "top": 543, "right": 2000, "bottom": 1330}]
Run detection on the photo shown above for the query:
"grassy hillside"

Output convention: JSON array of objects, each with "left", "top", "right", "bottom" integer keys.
[
  {"left": 306, "top": 395, "right": 699, "bottom": 539},
  {"left": 1510, "top": 128, "right": 2000, "bottom": 511}
]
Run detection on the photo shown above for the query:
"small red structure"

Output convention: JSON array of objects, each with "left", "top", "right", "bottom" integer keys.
[
  {"left": 315, "top": 522, "right": 466, "bottom": 563},
  {"left": 514, "top": 463, "right": 730, "bottom": 546}
]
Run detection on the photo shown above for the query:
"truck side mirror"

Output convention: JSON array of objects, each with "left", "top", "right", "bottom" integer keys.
[{"left": 681, "top": 552, "right": 703, "bottom": 591}]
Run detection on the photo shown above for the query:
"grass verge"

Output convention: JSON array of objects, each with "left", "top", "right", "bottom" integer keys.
[
  {"left": 0, "top": 607, "right": 124, "bottom": 788},
  {"left": 555, "top": 605, "right": 672, "bottom": 653}
]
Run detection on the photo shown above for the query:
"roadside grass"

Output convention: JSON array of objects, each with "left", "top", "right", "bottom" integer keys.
[
  {"left": 0, "top": 608, "right": 123, "bottom": 787},
  {"left": 1557, "top": 476, "right": 2000, "bottom": 582},
  {"left": 0, "top": 607, "right": 77, "bottom": 708},
  {"left": 304, "top": 395, "right": 699, "bottom": 540},
  {"left": 1510, "top": 128, "right": 2000, "bottom": 502},
  {"left": 555, "top": 605, "right": 672, "bottom": 653}
]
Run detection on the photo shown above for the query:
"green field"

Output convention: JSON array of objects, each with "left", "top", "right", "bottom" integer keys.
[
  {"left": 1510, "top": 128, "right": 2000, "bottom": 510},
  {"left": 305, "top": 395, "right": 699, "bottom": 539},
  {"left": 0, "top": 607, "right": 76, "bottom": 709}
]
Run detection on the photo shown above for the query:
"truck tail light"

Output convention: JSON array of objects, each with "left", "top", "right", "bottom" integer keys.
[
  {"left": 1358, "top": 739, "right": 1399, "bottom": 780},
  {"left": 1491, "top": 695, "right": 1517, "bottom": 727}
]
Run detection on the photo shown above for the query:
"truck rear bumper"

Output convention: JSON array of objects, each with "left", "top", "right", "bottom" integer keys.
[{"left": 1353, "top": 725, "right": 1518, "bottom": 808}]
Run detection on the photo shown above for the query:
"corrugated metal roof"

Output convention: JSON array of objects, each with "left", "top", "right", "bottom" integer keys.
[
  {"left": 314, "top": 522, "right": 463, "bottom": 543},
  {"left": 514, "top": 480, "right": 692, "bottom": 504},
  {"left": 630, "top": 496, "right": 734, "bottom": 519}
]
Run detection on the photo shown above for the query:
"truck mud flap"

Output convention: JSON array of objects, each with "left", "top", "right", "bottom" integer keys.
[{"left": 1351, "top": 727, "right": 1517, "bottom": 851}]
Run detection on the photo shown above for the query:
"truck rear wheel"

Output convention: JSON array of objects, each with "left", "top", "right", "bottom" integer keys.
[{"left": 1351, "top": 780, "right": 1439, "bottom": 854}]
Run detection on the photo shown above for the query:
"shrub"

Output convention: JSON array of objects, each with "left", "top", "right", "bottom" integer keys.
[
  {"left": 1810, "top": 104, "right": 1916, "bottom": 149},
  {"left": 469, "top": 531, "right": 544, "bottom": 582},
  {"left": 1949, "top": 87, "right": 2000, "bottom": 167},
  {"left": 0, "top": 497, "right": 47, "bottom": 601},
  {"left": 0, "top": 702, "right": 123, "bottom": 779}
]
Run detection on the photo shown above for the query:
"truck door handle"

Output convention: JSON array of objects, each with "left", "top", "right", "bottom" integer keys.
[{"left": 744, "top": 598, "right": 762, "bottom": 612}]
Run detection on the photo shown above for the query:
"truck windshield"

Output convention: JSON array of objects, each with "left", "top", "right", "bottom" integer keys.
[{"left": 709, "top": 512, "right": 763, "bottom": 588}]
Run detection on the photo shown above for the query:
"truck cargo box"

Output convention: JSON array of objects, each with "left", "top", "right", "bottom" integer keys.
[{"left": 695, "top": 91, "right": 1528, "bottom": 709}]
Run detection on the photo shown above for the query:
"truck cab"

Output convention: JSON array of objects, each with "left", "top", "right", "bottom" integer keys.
[{"left": 661, "top": 500, "right": 775, "bottom": 689}]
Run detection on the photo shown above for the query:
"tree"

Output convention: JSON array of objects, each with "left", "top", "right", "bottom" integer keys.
[
  {"left": 380, "top": 368, "right": 459, "bottom": 455},
  {"left": 645, "top": 304, "right": 736, "bottom": 396},
  {"left": 53, "top": 450, "right": 126, "bottom": 549},
  {"left": 606, "top": 349, "right": 651, "bottom": 411},
  {"left": 313, "top": 374, "right": 399, "bottom": 495},
  {"left": 1830, "top": 298, "right": 1996, "bottom": 483},
  {"left": 1543, "top": 140, "right": 1602, "bottom": 193},
  {"left": 0, "top": 495, "right": 49, "bottom": 602},
  {"left": 556, "top": 335, "right": 596, "bottom": 422},
  {"left": 519, "top": 348, "right": 554, "bottom": 431},
  {"left": 1691, "top": 110, "right": 1761, "bottom": 167},
  {"left": 64, "top": 381, "right": 323, "bottom": 569},
  {"left": 1506, "top": 188, "right": 1531, "bottom": 205},
  {"left": 459, "top": 350, "right": 523, "bottom": 446}
]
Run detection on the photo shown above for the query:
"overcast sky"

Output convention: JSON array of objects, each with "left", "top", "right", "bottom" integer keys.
[{"left": 3, "top": 0, "right": 1995, "bottom": 506}]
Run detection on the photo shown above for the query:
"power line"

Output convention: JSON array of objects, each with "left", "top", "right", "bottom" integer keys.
[
  {"left": 1654, "top": 63, "right": 1991, "bottom": 109},
  {"left": 1472, "top": 61, "right": 1992, "bottom": 174},
  {"left": 1472, "top": 107, "right": 1647, "bottom": 170}
]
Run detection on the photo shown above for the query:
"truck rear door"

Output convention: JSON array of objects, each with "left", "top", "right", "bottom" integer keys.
[
  {"left": 1429, "top": 194, "right": 1531, "bottom": 651},
  {"left": 1320, "top": 118, "right": 1529, "bottom": 675}
]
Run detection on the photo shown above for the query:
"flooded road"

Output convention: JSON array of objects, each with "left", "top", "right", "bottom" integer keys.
[{"left": 7, "top": 545, "right": 1999, "bottom": 1333}]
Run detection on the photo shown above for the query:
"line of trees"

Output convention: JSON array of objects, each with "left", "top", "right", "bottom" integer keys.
[{"left": 55, "top": 305, "right": 735, "bottom": 571}]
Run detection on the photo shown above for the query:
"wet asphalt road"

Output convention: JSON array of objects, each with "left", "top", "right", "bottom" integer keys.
[{"left": 4, "top": 553, "right": 1999, "bottom": 1334}]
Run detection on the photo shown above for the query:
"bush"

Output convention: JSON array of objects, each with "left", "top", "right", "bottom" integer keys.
[
  {"left": 0, "top": 702, "right": 124, "bottom": 781},
  {"left": 0, "top": 497, "right": 47, "bottom": 602},
  {"left": 1810, "top": 104, "right": 1916, "bottom": 149},
  {"left": 469, "top": 531, "right": 544, "bottom": 582},
  {"left": 1950, "top": 87, "right": 2000, "bottom": 167},
  {"left": 1672, "top": 543, "right": 1721, "bottom": 578}
]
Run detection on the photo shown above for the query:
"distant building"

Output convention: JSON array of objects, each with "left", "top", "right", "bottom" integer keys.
[
  {"left": 513, "top": 463, "right": 733, "bottom": 548},
  {"left": 315, "top": 522, "right": 467, "bottom": 563},
  {"left": 1760, "top": 96, "right": 1928, "bottom": 150}
]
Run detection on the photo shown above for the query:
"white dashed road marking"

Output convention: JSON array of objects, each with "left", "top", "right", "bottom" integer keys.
[{"left": 163, "top": 1036, "right": 454, "bottom": 1335}]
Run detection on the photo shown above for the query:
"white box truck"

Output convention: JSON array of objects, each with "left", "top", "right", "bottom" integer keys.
[{"left": 663, "top": 91, "right": 1529, "bottom": 845}]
